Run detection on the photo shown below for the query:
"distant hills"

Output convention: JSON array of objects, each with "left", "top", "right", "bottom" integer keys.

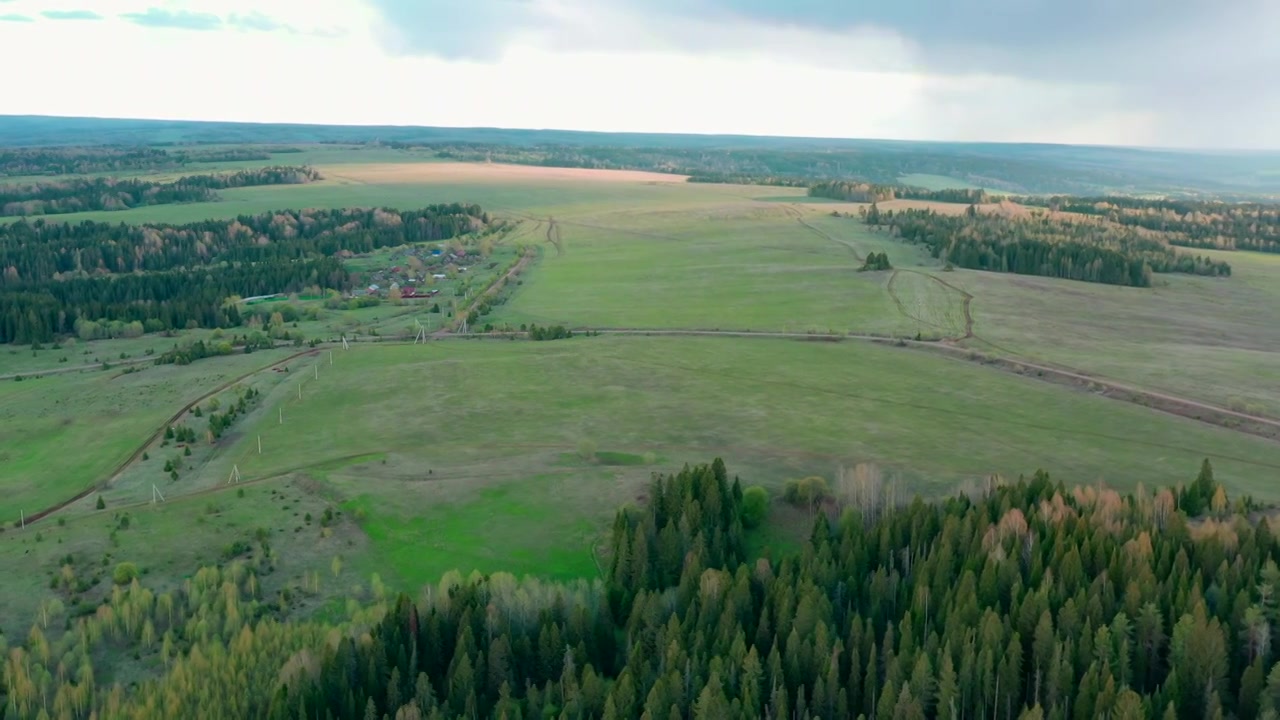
[{"left": 2, "top": 114, "right": 1279, "bottom": 197}]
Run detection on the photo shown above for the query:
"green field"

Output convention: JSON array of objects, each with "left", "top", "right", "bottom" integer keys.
[
  {"left": 951, "top": 249, "right": 1280, "bottom": 413},
  {"left": 0, "top": 349, "right": 297, "bottom": 522},
  {"left": 898, "top": 173, "right": 985, "bottom": 190},
  {"left": 63, "top": 335, "right": 1257, "bottom": 600},
  {"left": 488, "top": 207, "right": 925, "bottom": 333},
  {"left": 5, "top": 151, "right": 1280, "bottom": 633}
]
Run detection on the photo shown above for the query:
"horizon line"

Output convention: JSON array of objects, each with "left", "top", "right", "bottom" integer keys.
[{"left": 4, "top": 112, "right": 1278, "bottom": 155}]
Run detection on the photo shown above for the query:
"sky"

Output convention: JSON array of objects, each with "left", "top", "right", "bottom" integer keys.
[{"left": 1, "top": 0, "right": 1276, "bottom": 149}]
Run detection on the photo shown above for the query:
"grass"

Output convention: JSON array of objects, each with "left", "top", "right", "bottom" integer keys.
[
  {"left": 0, "top": 475, "right": 369, "bottom": 636},
  {"left": 3, "top": 151, "right": 1280, "bottom": 631},
  {"left": 1, "top": 164, "right": 771, "bottom": 226},
  {"left": 89, "top": 334, "right": 1268, "bottom": 598},
  {"left": 216, "top": 339, "right": 1280, "bottom": 496},
  {"left": 898, "top": 173, "right": 985, "bottom": 190},
  {"left": 489, "top": 205, "right": 923, "bottom": 334},
  {"left": 0, "top": 349, "right": 297, "bottom": 522},
  {"left": 886, "top": 269, "right": 969, "bottom": 338},
  {"left": 2, "top": 151, "right": 1280, "bottom": 617},
  {"left": 0, "top": 334, "right": 200, "bottom": 377},
  {"left": 949, "top": 248, "right": 1280, "bottom": 413}
]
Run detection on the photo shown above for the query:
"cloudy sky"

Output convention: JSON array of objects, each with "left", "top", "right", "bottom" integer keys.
[{"left": 1, "top": 0, "right": 1276, "bottom": 148}]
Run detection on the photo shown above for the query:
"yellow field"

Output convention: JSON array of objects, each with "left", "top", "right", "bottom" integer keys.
[{"left": 323, "top": 162, "right": 690, "bottom": 186}]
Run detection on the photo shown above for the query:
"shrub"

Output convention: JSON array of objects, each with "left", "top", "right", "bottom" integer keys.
[
  {"left": 783, "top": 476, "right": 831, "bottom": 511},
  {"left": 112, "top": 562, "right": 139, "bottom": 585},
  {"left": 741, "top": 486, "right": 769, "bottom": 528},
  {"left": 95, "top": 496, "right": 105, "bottom": 510}
]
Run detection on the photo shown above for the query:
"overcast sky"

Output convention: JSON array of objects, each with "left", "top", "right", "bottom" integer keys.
[{"left": 1, "top": 0, "right": 1276, "bottom": 148}]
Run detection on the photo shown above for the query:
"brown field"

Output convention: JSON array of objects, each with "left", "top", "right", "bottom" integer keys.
[{"left": 324, "top": 162, "right": 690, "bottom": 185}]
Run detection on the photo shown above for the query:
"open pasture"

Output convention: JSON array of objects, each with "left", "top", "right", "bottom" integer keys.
[
  {"left": 950, "top": 248, "right": 1280, "bottom": 414},
  {"left": 489, "top": 203, "right": 930, "bottom": 334},
  {"left": 141, "top": 336, "right": 1280, "bottom": 590},
  {"left": 0, "top": 348, "right": 297, "bottom": 523},
  {"left": 10, "top": 154, "right": 1278, "bottom": 417}
]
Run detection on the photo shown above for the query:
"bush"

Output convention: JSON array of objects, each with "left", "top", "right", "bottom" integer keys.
[
  {"left": 113, "top": 562, "right": 139, "bottom": 585},
  {"left": 221, "top": 540, "right": 252, "bottom": 560},
  {"left": 741, "top": 486, "right": 769, "bottom": 528},
  {"left": 783, "top": 476, "right": 831, "bottom": 510},
  {"left": 95, "top": 496, "right": 105, "bottom": 510}
]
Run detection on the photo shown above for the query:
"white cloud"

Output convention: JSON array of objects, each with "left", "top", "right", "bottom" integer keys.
[{"left": 0, "top": 0, "right": 1271, "bottom": 148}]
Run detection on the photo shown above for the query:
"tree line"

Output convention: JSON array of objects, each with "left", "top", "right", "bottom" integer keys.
[
  {"left": 0, "top": 145, "right": 292, "bottom": 177},
  {"left": 866, "top": 206, "right": 1231, "bottom": 287},
  {"left": 0, "top": 204, "right": 491, "bottom": 343},
  {"left": 1022, "top": 196, "right": 1280, "bottom": 255},
  {"left": 415, "top": 144, "right": 1130, "bottom": 195},
  {"left": 0, "top": 166, "right": 322, "bottom": 217},
  {"left": 809, "top": 180, "right": 995, "bottom": 205}
]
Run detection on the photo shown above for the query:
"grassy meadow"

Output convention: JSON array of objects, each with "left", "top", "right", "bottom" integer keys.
[
  {"left": 948, "top": 248, "right": 1280, "bottom": 413},
  {"left": 0, "top": 348, "right": 297, "bottom": 523},
  {"left": 4, "top": 149, "right": 1280, "bottom": 629},
  {"left": 61, "top": 336, "right": 1262, "bottom": 601}
]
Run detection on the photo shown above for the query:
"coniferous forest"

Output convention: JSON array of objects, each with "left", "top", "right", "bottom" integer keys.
[
  {"left": 267, "top": 459, "right": 1280, "bottom": 720},
  {"left": 863, "top": 206, "right": 1231, "bottom": 287},
  {"left": 8, "top": 458, "right": 1277, "bottom": 719},
  {"left": 0, "top": 167, "right": 322, "bottom": 217},
  {"left": 0, "top": 204, "right": 491, "bottom": 343}
]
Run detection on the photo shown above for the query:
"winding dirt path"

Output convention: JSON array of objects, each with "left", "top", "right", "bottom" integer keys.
[
  {"left": 19, "top": 348, "right": 323, "bottom": 526},
  {"left": 886, "top": 269, "right": 976, "bottom": 340},
  {"left": 784, "top": 204, "right": 866, "bottom": 262}
]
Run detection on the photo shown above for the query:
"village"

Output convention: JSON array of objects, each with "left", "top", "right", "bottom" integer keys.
[{"left": 350, "top": 242, "right": 490, "bottom": 300}]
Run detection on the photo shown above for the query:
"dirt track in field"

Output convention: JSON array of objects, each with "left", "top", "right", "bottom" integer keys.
[
  {"left": 887, "top": 269, "right": 975, "bottom": 340},
  {"left": 18, "top": 348, "right": 322, "bottom": 526}
]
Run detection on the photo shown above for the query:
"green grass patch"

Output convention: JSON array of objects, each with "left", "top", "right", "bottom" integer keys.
[
  {"left": 490, "top": 206, "right": 922, "bottom": 334},
  {"left": 341, "top": 472, "right": 603, "bottom": 587},
  {"left": 594, "top": 451, "right": 649, "bottom": 466}
]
